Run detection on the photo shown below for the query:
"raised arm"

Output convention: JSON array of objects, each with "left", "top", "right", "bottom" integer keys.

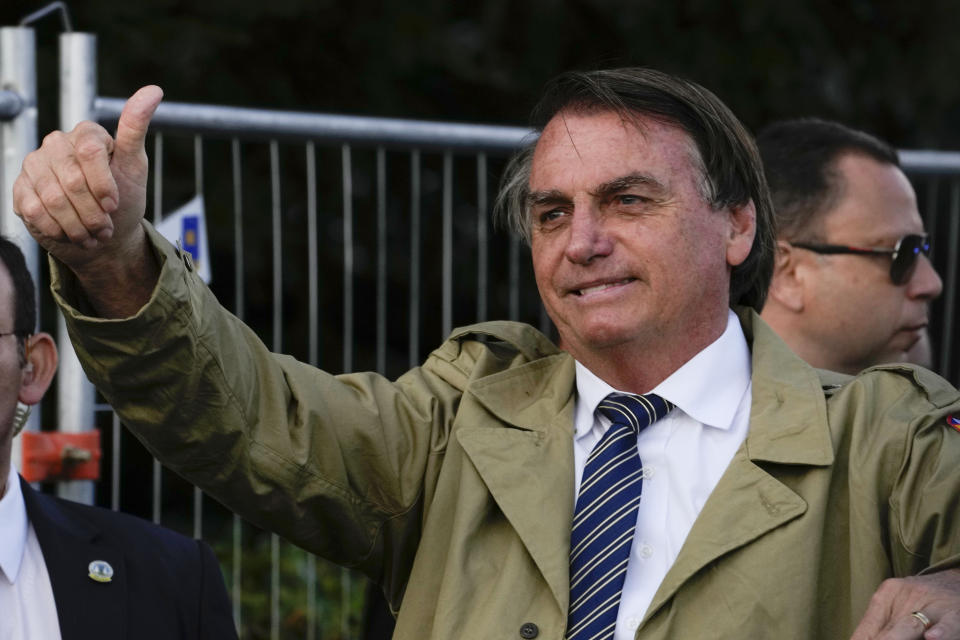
[{"left": 12, "top": 85, "right": 164, "bottom": 318}]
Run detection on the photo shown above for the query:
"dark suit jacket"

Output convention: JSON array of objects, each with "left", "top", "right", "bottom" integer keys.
[{"left": 20, "top": 476, "right": 238, "bottom": 640}]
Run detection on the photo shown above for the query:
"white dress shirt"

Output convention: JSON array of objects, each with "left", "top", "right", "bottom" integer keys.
[
  {"left": 0, "top": 465, "right": 63, "bottom": 640},
  {"left": 573, "top": 309, "right": 752, "bottom": 640}
]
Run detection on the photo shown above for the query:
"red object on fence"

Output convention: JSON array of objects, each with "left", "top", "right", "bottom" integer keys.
[{"left": 20, "top": 431, "right": 101, "bottom": 483}]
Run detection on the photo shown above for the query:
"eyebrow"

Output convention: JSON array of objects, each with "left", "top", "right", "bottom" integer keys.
[
  {"left": 592, "top": 173, "right": 668, "bottom": 200},
  {"left": 526, "top": 172, "right": 668, "bottom": 209}
]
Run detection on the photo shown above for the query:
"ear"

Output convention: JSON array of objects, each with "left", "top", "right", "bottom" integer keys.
[
  {"left": 725, "top": 200, "right": 757, "bottom": 267},
  {"left": 767, "top": 240, "right": 805, "bottom": 312},
  {"left": 18, "top": 332, "right": 58, "bottom": 406}
]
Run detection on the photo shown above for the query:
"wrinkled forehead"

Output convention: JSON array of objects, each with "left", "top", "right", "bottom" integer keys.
[{"left": 531, "top": 108, "right": 710, "bottom": 193}]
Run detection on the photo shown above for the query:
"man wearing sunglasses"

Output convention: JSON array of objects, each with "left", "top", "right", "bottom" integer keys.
[{"left": 758, "top": 118, "right": 943, "bottom": 375}]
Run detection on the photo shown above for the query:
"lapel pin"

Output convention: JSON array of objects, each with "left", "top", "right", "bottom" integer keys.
[
  {"left": 88, "top": 560, "right": 114, "bottom": 583},
  {"left": 948, "top": 415, "right": 960, "bottom": 434}
]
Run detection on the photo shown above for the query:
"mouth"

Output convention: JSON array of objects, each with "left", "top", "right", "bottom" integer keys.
[{"left": 570, "top": 278, "right": 636, "bottom": 296}]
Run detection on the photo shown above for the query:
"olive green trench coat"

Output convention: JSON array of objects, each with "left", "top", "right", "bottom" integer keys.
[{"left": 54, "top": 224, "right": 960, "bottom": 639}]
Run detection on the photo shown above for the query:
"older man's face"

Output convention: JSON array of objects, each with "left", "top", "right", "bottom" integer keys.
[{"left": 528, "top": 110, "right": 754, "bottom": 371}]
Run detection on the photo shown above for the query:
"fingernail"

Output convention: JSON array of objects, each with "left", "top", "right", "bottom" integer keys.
[
  {"left": 97, "top": 228, "right": 113, "bottom": 242},
  {"left": 101, "top": 197, "right": 116, "bottom": 211},
  {"left": 82, "top": 238, "right": 99, "bottom": 250}
]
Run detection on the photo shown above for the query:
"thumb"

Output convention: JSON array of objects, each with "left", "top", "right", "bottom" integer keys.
[{"left": 113, "top": 85, "right": 164, "bottom": 162}]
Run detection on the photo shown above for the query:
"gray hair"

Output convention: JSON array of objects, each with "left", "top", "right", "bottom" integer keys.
[{"left": 494, "top": 67, "right": 776, "bottom": 312}]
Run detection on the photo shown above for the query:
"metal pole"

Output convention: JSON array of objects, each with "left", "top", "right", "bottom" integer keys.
[
  {"left": 56, "top": 32, "right": 97, "bottom": 504},
  {"left": 1, "top": 26, "right": 40, "bottom": 468},
  {"left": 408, "top": 150, "right": 421, "bottom": 368},
  {"left": 376, "top": 147, "right": 387, "bottom": 374},
  {"left": 442, "top": 152, "right": 452, "bottom": 338}
]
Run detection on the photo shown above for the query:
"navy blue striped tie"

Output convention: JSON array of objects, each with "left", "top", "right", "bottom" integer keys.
[{"left": 567, "top": 392, "right": 674, "bottom": 640}]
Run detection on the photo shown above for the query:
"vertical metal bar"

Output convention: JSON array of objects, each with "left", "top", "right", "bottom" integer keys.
[
  {"left": 152, "top": 132, "right": 163, "bottom": 524},
  {"left": 232, "top": 516, "right": 242, "bottom": 633},
  {"left": 306, "top": 555, "right": 317, "bottom": 640},
  {"left": 1, "top": 27, "right": 39, "bottom": 467},
  {"left": 408, "top": 150, "right": 421, "bottom": 368},
  {"left": 340, "top": 143, "right": 354, "bottom": 639},
  {"left": 924, "top": 177, "right": 939, "bottom": 239},
  {"left": 230, "top": 137, "right": 243, "bottom": 634},
  {"left": 476, "top": 153, "right": 488, "bottom": 322},
  {"left": 307, "top": 142, "right": 319, "bottom": 367},
  {"left": 194, "top": 135, "right": 204, "bottom": 194},
  {"left": 110, "top": 414, "right": 120, "bottom": 510},
  {"left": 232, "top": 138, "right": 244, "bottom": 320},
  {"left": 539, "top": 304, "right": 552, "bottom": 337},
  {"left": 341, "top": 568, "right": 351, "bottom": 640},
  {"left": 271, "top": 532, "right": 280, "bottom": 640},
  {"left": 153, "top": 134, "right": 163, "bottom": 224},
  {"left": 342, "top": 144, "right": 354, "bottom": 374},
  {"left": 269, "top": 138, "right": 283, "bottom": 640},
  {"left": 0, "top": 27, "right": 38, "bottom": 289},
  {"left": 509, "top": 235, "right": 520, "bottom": 321},
  {"left": 271, "top": 140, "right": 282, "bottom": 353},
  {"left": 941, "top": 180, "right": 959, "bottom": 379},
  {"left": 442, "top": 152, "right": 453, "bottom": 337},
  {"left": 305, "top": 140, "right": 319, "bottom": 640},
  {"left": 152, "top": 461, "right": 162, "bottom": 524},
  {"left": 192, "top": 135, "right": 204, "bottom": 540},
  {"left": 193, "top": 487, "right": 203, "bottom": 539},
  {"left": 377, "top": 147, "right": 387, "bottom": 374},
  {"left": 56, "top": 31, "right": 97, "bottom": 505}
]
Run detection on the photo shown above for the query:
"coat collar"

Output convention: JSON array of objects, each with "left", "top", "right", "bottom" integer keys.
[
  {"left": 643, "top": 308, "right": 836, "bottom": 622},
  {"left": 458, "top": 351, "right": 577, "bottom": 613},
  {"left": 454, "top": 311, "right": 839, "bottom": 622},
  {"left": 21, "top": 477, "right": 126, "bottom": 640}
]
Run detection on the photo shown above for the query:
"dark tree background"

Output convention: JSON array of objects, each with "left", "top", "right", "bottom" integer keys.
[{"left": 5, "top": 0, "right": 960, "bottom": 146}]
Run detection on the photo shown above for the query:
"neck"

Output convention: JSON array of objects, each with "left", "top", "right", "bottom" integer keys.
[{"left": 570, "top": 313, "right": 730, "bottom": 393}]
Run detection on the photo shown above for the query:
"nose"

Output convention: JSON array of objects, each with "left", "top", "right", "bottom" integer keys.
[
  {"left": 563, "top": 208, "right": 613, "bottom": 264},
  {"left": 906, "top": 255, "right": 943, "bottom": 300}
]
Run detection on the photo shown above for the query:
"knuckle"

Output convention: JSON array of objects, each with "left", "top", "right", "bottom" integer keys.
[
  {"left": 41, "top": 130, "right": 66, "bottom": 148},
  {"left": 873, "top": 577, "right": 905, "bottom": 601},
  {"left": 71, "top": 120, "right": 104, "bottom": 137},
  {"left": 75, "top": 139, "right": 107, "bottom": 163},
  {"left": 38, "top": 183, "right": 69, "bottom": 211},
  {"left": 17, "top": 196, "right": 45, "bottom": 223},
  {"left": 61, "top": 166, "right": 88, "bottom": 194}
]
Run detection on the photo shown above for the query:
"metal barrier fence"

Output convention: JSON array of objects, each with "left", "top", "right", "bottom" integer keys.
[{"left": 2, "top": 26, "right": 960, "bottom": 640}]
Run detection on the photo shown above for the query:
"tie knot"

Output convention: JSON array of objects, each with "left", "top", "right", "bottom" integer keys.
[{"left": 596, "top": 392, "right": 674, "bottom": 434}]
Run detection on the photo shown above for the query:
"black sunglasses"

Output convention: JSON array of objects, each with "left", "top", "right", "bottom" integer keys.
[{"left": 791, "top": 233, "right": 931, "bottom": 285}]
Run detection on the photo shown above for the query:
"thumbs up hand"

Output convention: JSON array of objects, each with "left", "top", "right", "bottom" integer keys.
[
  {"left": 14, "top": 85, "right": 162, "bottom": 266},
  {"left": 13, "top": 86, "right": 164, "bottom": 316}
]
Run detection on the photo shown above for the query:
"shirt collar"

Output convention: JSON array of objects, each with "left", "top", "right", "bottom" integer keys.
[
  {"left": 0, "top": 465, "right": 29, "bottom": 584},
  {"left": 574, "top": 309, "right": 751, "bottom": 437}
]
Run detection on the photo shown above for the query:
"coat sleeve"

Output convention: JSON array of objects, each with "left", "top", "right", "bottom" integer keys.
[
  {"left": 851, "top": 365, "right": 960, "bottom": 577},
  {"left": 49, "top": 221, "right": 484, "bottom": 577},
  {"left": 887, "top": 367, "right": 960, "bottom": 576}
]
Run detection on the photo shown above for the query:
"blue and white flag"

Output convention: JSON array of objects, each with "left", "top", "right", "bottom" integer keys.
[{"left": 156, "top": 195, "right": 211, "bottom": 283}]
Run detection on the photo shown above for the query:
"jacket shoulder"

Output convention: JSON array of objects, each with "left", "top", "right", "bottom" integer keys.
[
  {"left": 423, "top": 321, "right": 562, "bottom": 388},
  {"left": 820, "top": 363, "right": 960, "bottom": 409},
  {"left": 28, "top": 485, "right": 200, "bottom": 558}
]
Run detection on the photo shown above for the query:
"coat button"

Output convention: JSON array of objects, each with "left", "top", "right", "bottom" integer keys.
[{"left": 519, "top": 622, "right": 539, "bottom": 638}]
